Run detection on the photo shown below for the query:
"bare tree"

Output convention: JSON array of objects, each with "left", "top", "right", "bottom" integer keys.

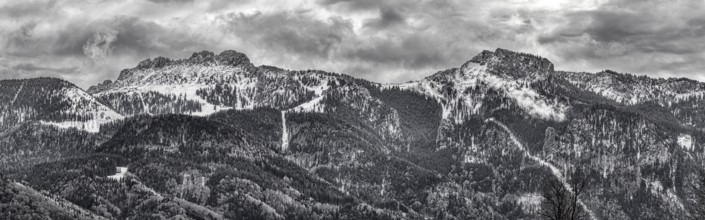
[{"left": 538, "top": 175, "right": 588, "bottom": 220}]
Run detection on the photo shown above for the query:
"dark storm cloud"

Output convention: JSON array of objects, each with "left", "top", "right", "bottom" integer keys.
[
  {"left": 318, "top": 0, "right": 388, "bottom": 11},
  {"left": 363, "top": 7, "right": 406, "bottom": 29},
  {"left": 536, "top": 0, "right": 705, "bottom": 78},
  {"left": 147, "top": 0, "right": 194, "bottom": 4},
  {"left": 2, "top": 0, "right": 705, "bottom": 87},
  {"left": 342, "top": 35, "right": 443, "bottom": 68},
  {"left": 0, "top": 1, "right": 221, "bottom": 87},
  {"left": 0, "top": 0, "right": 56, "bottom": 19},
  {"left": 3, "top": 22, "right": 39, "bottom": 56},
  {"left": 540, "top": 11, "right": 705, "bottom": 55},
  {"left": 96, "top": 16, "right": 217, "bottom": 58},
  {"left": 219, "top": 11, "right": 352, "bottom": 59},
  {"left": 217, "top": 4, "right": 478, "bottom": 82},
  {"left": 0, "top": 61, "right": 79, "bottom": 83}
]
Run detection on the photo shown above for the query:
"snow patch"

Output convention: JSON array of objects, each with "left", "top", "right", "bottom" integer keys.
[
  {"left": 108, "top": 167, "right": 128, "bottom": 181},
  {"left": 40, "top": 120, "right": 103, "bottom": 133},
  {"left": 677, "top": 134, "right": 693, "bottom": 151},
  {"left": 399, "top": 62, "right": 568, "bottom": 123},
  {"left": 9, "top": 81, "right": 24, "bottom": 106},
  {"left": 39, "top": 87, "right": 124, "bottom": 133},
  {"left": 644, "top": 179, "right": 663, "bottom": 195},
  {"left": 466, "top": 64, "right": 568, "bottom": 121},
  {"left": 290, "top": 96, "right": 325, "bottom": 113},
  {"left": 508, "top": 87, "right": 567, "bottom": 121},
  {"left": 517, "top": 193, "right": 542, "bottom": 213},
  {"left": 97, "top": 84, "right": 235, "bottom": 116},
  {"left": 281, "top": 111, "right": 289, "bottom": 151},
  {"left": 290, "top": 77, "right": 330, "bottom": 113}
]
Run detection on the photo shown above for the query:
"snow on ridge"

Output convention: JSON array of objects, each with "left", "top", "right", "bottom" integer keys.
[
  {"left": 465, "top": 63, "right": 569, "bottom": 121},
  {"left": 65, "top": 88, "right": 124, "bottom": 117},
  {"left": 98, "top": 67, "right": 335, "bottom": 117},
  {"left": 97, "top": 84, "right": 240, "bottom": 116},
  {"left": 392, "top": 62, "right": 569, "bottom": 123},
  {"left": 563, "top": 73, "right": 705, "bottom": 106},
  {"left": 115, "top": 64, "right": 248, "bottom": 88},
  {"left": 40, "top": 120, "right": 104, "bottom": 133},
  {"left": 107, "top": 167, "right": 128, "bottom": 181},
  {"left": 39, "top": 87, "right": 124, "bottom": 133},
  {"left": 289, "top": 77, "right": 330, "bottom": 113}
]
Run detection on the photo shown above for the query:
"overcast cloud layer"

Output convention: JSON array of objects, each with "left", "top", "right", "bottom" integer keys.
[{"left": 1, "top": 0, "right": 704, "bottom": 88}]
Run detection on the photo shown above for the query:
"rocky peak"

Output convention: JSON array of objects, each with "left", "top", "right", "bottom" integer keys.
[
  {"left": 215, "top": 50, "right": 251, "bottom": 67},
  {"left": 187, "top": 51, "right": 216, "bottom": 64},
  {"left": 137, "top": 56, "right": 172, "bottom": 69},
  {"left": 464, "top": 48, "right": 554, "bottom": 78},
  {"left": 112, "top": 50, "right": 254, "bottom": 84},
  {"left": 467, "top": 50, "right": 495, "bottom": 64},
  {"left": 184, "top": 50, "right": 252, "bottom": 67},
  {"left": 131, "top": 50, "right": 253, "bottom": 70}
]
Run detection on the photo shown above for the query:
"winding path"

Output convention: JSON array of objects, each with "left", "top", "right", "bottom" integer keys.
[
  {"left": 281, "top": 111, "right": 289, "bottom": 151},
  {"left": 280, "top": 79, "right": 330, "bottom": 152},
  {"left": 485, "top": 118, "right": 597, "bottom": 220},
  {"left": 9, "top": 82, "right": 24, "bottom": 106}
]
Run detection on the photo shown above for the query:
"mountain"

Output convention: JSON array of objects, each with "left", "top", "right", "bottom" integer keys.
[
  {"left": 0, "top": 78, "right": 124, "bottom": 174},
  {"left": 2, "top": 48, "right": 704, "bottom": 219},
  {"left": 0, "top": 78, "right": 123, "bottom": 133}
]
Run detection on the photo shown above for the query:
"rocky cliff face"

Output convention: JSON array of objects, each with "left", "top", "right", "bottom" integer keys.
[
  {"left": 469, "top": 48, "right": 554, "bottom": 79},
  {"left": 2, "top": 48, "right": 704, "bottom": 219}
]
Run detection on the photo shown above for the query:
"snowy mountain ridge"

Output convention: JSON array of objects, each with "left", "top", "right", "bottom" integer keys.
[
  {"left": 6, "top": 48, "right": 705, "bottom": 135},
  {"left": 87, "top": 50, "right": 340, "bottom": 117},
  {"left": 0, "top": 78, "right": 123, "bottom": 133},
  {"left": 390, "top": 48, "right": 569, "bottom": 123},
  {"left": 4, "top": 48, "right": 705, "bottom": 219},
  {"left": 558, "top": 70, "right": 705, "bottom": 106}
]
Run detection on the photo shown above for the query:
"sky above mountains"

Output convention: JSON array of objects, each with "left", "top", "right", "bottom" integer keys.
[{"left": 1, "top": 0, "right": 704, "bottom": 88}]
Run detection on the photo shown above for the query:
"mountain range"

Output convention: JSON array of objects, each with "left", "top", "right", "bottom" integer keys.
[{"left": 1, "top": 48, "right": 704, "bottom": 219}]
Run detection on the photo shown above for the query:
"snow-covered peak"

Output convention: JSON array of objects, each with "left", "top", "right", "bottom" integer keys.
[
  {"left": 132, "top": 50, "right": 252, "bottom": 71},
  {"left": 558, "top": 70, "right": 705, "bottom": 105},
  {"left": 89, "top": 50, "right": 343, "bottom": 117},
  {"left": 100, "top": 50, "right": 254, "bottom": 90},
  {"left": 392, "top": 49, "right": 568, "bottom": 123}
]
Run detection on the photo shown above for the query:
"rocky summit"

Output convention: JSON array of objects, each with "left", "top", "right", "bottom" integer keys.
[{"left": 2, "top": 48, "right": 705, "bottom": 220}]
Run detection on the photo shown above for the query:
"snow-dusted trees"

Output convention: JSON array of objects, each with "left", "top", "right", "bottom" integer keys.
[{"left": 689, "top": 172, "right": 705, "bottom": 219}]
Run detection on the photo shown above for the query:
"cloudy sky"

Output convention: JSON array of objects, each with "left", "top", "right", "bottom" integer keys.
[{"left": 1, "top": 0, "right": 704, "bottom": 88}]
